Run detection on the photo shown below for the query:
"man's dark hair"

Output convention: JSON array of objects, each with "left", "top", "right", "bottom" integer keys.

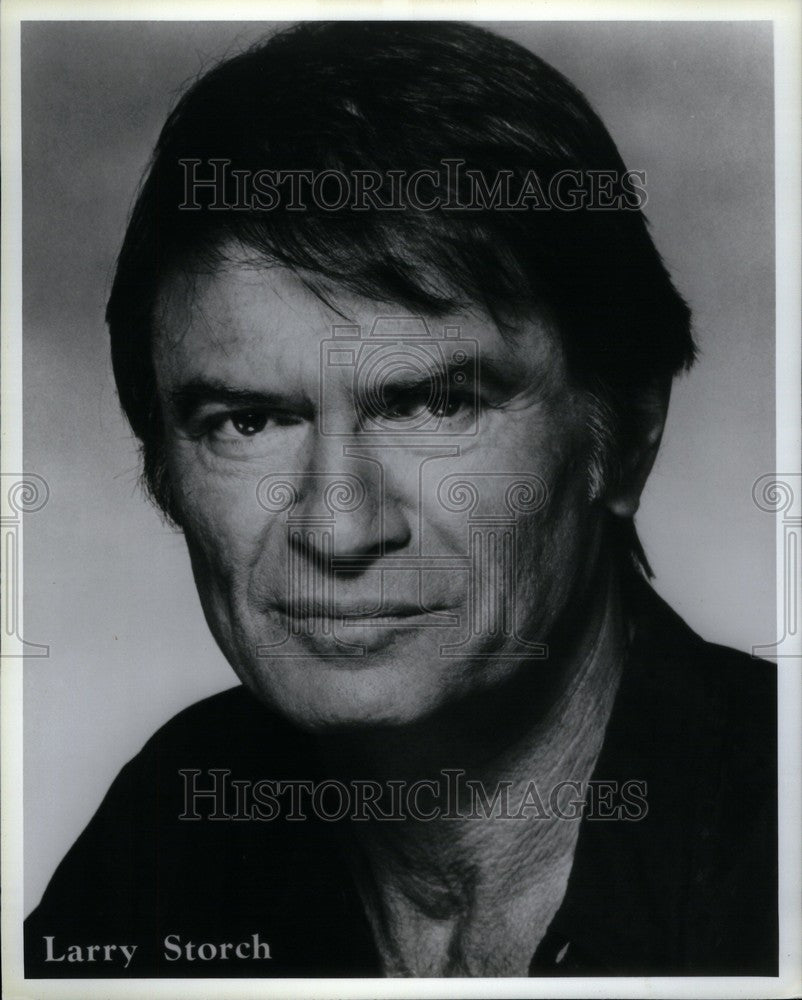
[{"left": 107, "top": 20, "right": 695, "bottom": 576}]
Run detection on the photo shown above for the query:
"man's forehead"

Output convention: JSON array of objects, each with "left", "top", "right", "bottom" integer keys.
[
  {"left": 152, "top": 256, "right": 564, "bottom": 388},
  {"left": 154, "top": 260, "right": 318, "bottom": 351}
]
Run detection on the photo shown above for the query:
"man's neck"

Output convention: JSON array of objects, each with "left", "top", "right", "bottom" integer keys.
[{"left": 316, "top": 557, "right": 630, "bottom": 975}]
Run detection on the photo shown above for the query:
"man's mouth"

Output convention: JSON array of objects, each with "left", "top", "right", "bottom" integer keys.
[{"left": 273, "top": 600, "right": 455, "bottom": 622}]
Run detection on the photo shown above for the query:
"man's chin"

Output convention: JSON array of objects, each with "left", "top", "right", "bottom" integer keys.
[
  {"left": 258, "top": 693, "right": 440, "bottom": 734},
  {"left": 236, "top": 656, "right": 454, "bottom": 733}
]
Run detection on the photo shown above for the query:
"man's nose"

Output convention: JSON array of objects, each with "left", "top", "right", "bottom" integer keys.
[{"left": 291, "top": 434, "right": 412, "bottom": 566}]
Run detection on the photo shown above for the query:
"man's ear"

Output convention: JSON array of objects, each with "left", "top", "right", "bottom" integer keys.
[{"left": 605, "top": 378, "right": 671, "bottom": 518}]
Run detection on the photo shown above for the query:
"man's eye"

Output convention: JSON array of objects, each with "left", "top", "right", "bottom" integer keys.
[
  {"left": 383, "top": 388, "right": 469, "bottom": 420},
  {"left": 230, "top": 411, "right": 269, "bottom": 436},
  {"left": 199, "top": 408, "right": 305, "bottom": 460},
  {"left": 430, "top": 394, "right": 467, "bottom": 418},
  {"left": 383, "top": 391, "right": 427, "bottom": 419},
  {"left": 208, "top": 409, "right": 301, "bottom": 442}
]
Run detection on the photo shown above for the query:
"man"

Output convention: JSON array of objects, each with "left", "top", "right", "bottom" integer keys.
[{"left": 24, "top": 20, "right": 776, "bottom": 978}]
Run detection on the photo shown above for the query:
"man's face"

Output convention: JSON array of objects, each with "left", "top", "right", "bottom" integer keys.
[{"left": 153, "top": 256, "right": 605, "bottom": 730}]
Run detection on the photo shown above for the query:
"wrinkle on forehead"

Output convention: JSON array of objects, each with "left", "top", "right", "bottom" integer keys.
[
  {"left": 151, "top": 251, "right": 570, "bottom": 408},
  {"left": 153, "top": 256, "right": 286, "bottom": 355},
  {"left": 154, "top": 233, "right": 558, "bottom": 334}
]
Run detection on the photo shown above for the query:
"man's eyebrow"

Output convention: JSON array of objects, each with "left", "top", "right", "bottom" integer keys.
[{"left": 169, "top": 379, "right": 310, "bottom": 421}]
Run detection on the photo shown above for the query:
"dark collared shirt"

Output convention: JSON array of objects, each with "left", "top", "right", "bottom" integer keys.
[{"left": 25, "top": 582, "right": 777, "bottom": 978}]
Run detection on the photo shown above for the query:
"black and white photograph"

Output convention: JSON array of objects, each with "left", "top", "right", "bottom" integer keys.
[{"left": 2, "top": 3, "right": 800, "bottom": 997}]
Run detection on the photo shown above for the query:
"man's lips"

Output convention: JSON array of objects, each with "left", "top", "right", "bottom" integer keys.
[{"left": 272, "top": 601, "right": 451, "bottom": 620}]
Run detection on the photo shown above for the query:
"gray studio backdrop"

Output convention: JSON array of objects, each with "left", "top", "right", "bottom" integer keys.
[{"left": 23, "top": 20, "right": 775, "bottom": 914}]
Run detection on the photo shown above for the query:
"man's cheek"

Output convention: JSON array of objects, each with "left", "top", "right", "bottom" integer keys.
[
  {"left": 177, "top": 477, "right": 261, "bottom": 590},
  {"left": 171, "top": 446, "right": 260, "bottom": 530}
]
